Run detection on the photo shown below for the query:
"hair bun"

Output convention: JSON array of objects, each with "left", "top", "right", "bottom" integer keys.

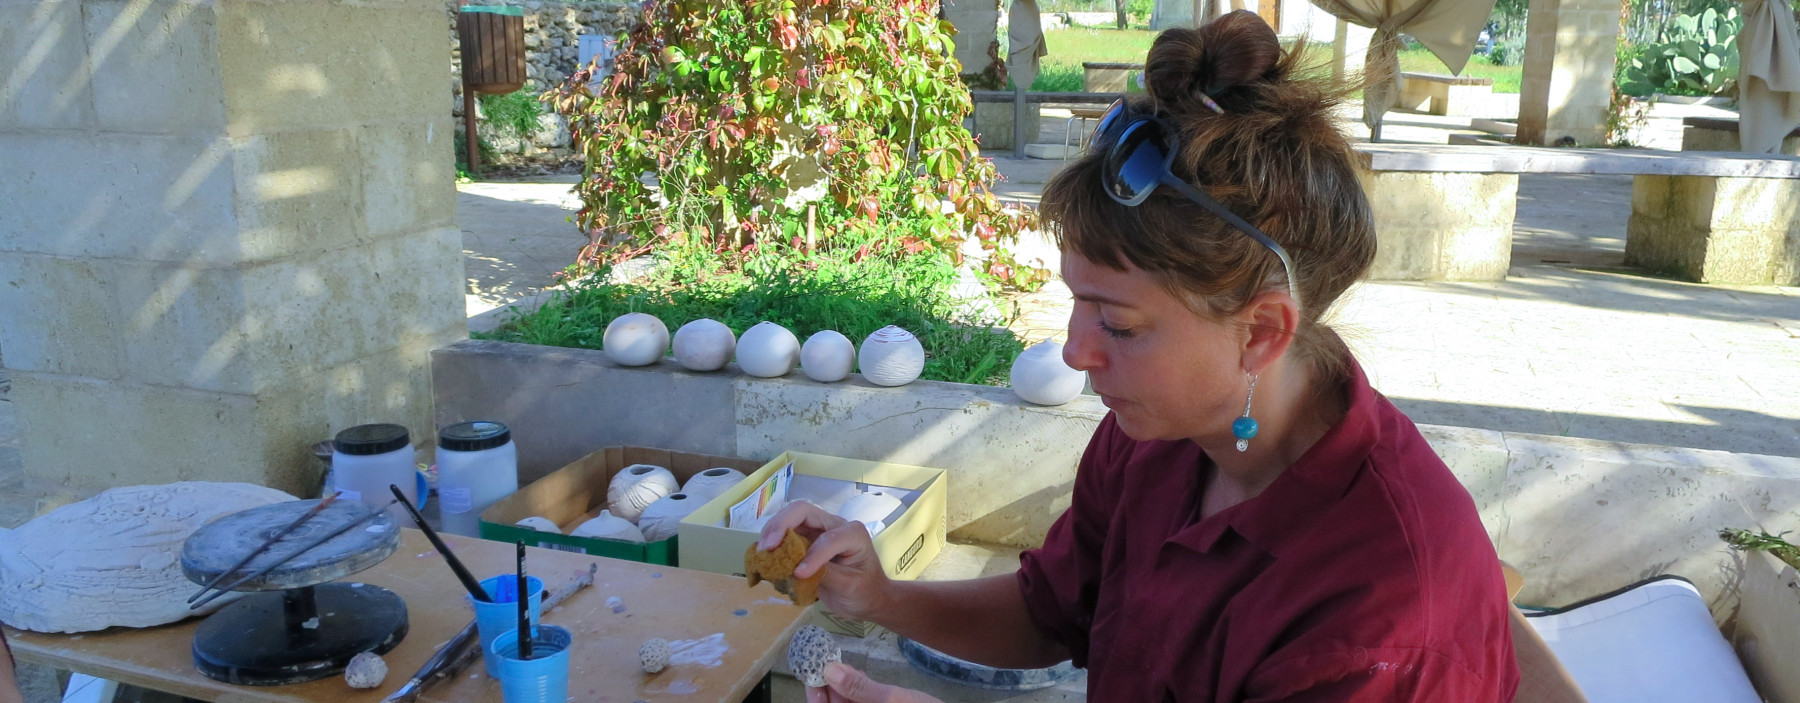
[{"left": 1144, "top": 10, "right": 1281, "bottom": 113}]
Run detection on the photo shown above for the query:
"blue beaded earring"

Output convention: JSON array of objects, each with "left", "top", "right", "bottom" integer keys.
[{"left": 1233, "top": 374, "right": 1260, "bottom": 452}]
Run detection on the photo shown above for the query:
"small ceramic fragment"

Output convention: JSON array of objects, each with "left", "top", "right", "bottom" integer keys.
[
  {"left": 345, "top": 651, "right": 388, "bottom": 689},
  {"left": 640, "top": 637, "right": 672, "bottom": 674},
  {"left": 787, "top": 625, "right": 841, "bottom": 688}
]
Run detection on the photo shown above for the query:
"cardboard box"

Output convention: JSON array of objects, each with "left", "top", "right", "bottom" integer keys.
[
  {"left": 679, "top": 451, "right": 947, "bottom": 635},
  {"left": 480, "top": 446, "right": 765, "bottom": 565}
]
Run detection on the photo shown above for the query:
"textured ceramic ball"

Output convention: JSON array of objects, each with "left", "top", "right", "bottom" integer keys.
[
  {"left": 737, "top": 321, "right": 801, "bottom": 378},
  {"left": 636, "top": 493, "right": 699, "bottom": 542},
  {"left": 603, "top": 313, "right": 670, "bottom": 367},
  {"left": 1009, "top": 341, "right": 1087, "bottom": 406},
  {"left": 640, "top": 638, "right": 672, "bottom": 674},
  {"left": 800, "top": 330, "right": 855, "bottom": 383},
  {"left": 857, "top": 326, "right": 925, "bottom": 387},
  {"left": 787, "top": 625, "right": 842, "bottom": 688},
  {"left": 672, "top": 318, "right": 737, "bottom": 372},
  {"left": 514, "top": 516, "right": 563, "bottom": 534},
  {"left": 345, "top": 652, "right": 388, "bottom": 689},
  {"left": 607, "top": 464, "right": 679, "bottom": 523}
]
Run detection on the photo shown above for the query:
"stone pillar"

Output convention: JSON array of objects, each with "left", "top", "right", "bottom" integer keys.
[
  {"left": 0, "top": 0, "right": 466, "bottom": 495},
  {"left": 944, "top": 0, "right": 1003, "bottom": 87},
  {"left": 1515, "top": 0, "right": 1621, "bottom": 145},
  {"left": 1626, "top": 175, "right": 1800, "bottom": 285},
  {"left": 1359, "top": 170, "right": 1520, "bottom": 281},
  {"left": 1331, "top": 17, "right": 1374, "bottom": 85}
]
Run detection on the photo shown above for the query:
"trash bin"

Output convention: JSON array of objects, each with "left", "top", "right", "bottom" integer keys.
[{"left": 458, "top": 5, "right": 526, "bottom": 95}]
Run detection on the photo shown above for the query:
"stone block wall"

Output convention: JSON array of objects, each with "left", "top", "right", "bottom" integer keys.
[
  {"left": 446, "top": 0, "right": 638, "bottom": 156},
  {"left": 0, "top": 0, "right": 466, "bottom": 496}
]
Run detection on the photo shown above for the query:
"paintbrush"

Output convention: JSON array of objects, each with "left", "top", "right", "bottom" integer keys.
[
  {"left": 516, "top": 541, "right": 532, "bottom": 660},
  {"left": 389, "top": 484, "right": 492, "bottom": 604},
  {"left": 188, "top": 492, "right": 343, "bottom": 604},
  {"left": 190, "top": 499, "right": 398, "bottom": 610},
  {"left": 382, "top": 564, "right": 597, "bottom": 703}
]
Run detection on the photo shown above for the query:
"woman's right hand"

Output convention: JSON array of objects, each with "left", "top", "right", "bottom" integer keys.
[{"left": 757, "top": 501, "right": 892, "bottom": 621}]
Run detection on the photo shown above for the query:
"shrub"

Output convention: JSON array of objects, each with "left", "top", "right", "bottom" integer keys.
[
  {"left": 1617, "top": 6, "right": 1741, "bottom": 97},
  {"left": 546, "top": 0, "right": 1047, "bottom": 289}
]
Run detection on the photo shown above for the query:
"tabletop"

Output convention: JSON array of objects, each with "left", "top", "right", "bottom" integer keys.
[{"left": 7, "top": 529, "right": 809, "bottom": 703}]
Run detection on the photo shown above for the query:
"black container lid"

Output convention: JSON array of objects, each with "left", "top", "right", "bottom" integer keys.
[
  {"left": 334, "top": 424, "right": 411, "bottom": 456},
  {"left": 438, "top": 421, "right": 512, "bottom": 452}
]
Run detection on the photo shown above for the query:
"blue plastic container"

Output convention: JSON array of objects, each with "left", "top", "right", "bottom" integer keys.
[
  {"left": 472, "top": 575, "right": 543, "bottom": 678},
  {"left": 490, "top": 625, "right": 573, "bottom": 703}
]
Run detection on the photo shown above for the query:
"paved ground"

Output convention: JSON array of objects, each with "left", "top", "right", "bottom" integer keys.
[{"left": 446, "top": 111, "right": 1800, "bottom": 459}]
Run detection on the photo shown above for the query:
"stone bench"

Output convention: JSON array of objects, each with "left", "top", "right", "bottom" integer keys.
[
  {"left": 1682, "top": 116, "right": 1800, "bottom": 156},
  {"left": 1398, "top": 72, "right": 1494, "bottom": 117},
  {"left": 1354, "top": 144, "right": 1800, "bottom": 284},
  {"left": 1082, "top": 62, "right": 1142, "bottom": 93}
]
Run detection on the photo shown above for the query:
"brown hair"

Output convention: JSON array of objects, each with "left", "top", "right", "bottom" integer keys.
[{"left": 1042, "top": 10, "right": 1374, "bottom": 381}]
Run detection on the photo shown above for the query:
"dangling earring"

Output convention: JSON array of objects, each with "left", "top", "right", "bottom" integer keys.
[{"left": 1233, "top": 373, "right": 1260, "bottom": 452}]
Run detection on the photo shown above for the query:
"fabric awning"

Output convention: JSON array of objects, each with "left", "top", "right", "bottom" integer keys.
[
  {"left": 1310, "top": 0, "right": 1498, "bottom": 139},
  {"left": 1738, "top": 0, "right": 1800, "bottom": 153}
]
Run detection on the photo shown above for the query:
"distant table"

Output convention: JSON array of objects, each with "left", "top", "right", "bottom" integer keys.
[{"left": 6, "top": 529, "right": 807, "bottom": 702}]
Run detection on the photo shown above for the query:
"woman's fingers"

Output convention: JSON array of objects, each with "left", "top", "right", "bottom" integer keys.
[
  {"left": 794, "top": 522, "right": 873, "bottom": 579},
  {"left": 819, "top": 662, "right": 945, "bottom": 703},
  {"left": 757, "top": 501, "right": 844, "bottom": 550}
]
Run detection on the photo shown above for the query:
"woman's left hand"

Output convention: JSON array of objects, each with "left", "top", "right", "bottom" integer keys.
[{"left": 807, "top": 662, "right": 944, "bottom": 703}]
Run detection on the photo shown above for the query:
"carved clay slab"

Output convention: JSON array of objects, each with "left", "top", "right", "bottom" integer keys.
[{"left": 0, "top": 482, "right": 295, "bottom": 633}]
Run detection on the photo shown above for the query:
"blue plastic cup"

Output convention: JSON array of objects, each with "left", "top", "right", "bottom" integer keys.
[
  {"left": 472, "top": 575, "right": 543, "bottom": 678},
  {"left": 490, "top": 625, "right": 573, "bottom": 703}
]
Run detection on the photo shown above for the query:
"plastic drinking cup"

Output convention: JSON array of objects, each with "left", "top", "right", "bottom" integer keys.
[
  {"left": 490, "top": 625, "right": 573, "bottom": 703},
  {"left": 472, "top": 575, "right": 543, "bottom": 678}
]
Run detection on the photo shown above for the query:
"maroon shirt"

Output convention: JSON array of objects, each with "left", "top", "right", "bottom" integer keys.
[{"left": 1017, "top": 361, "right": 1520, "bottom": 701}]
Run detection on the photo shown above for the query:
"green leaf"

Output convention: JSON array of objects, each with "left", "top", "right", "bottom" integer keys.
[
  {"left": 1672, "top": 55, "right": 1700, "bottom": 74},
  {"left": 1703, "top": 53, "right": 1721, "bottom": 70}
]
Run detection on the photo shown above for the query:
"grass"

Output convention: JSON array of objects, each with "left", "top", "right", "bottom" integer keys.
[
  {"left": 477, "top": 243, "right": 1029, "bottom": 386},
  {"left": 1016, "top": 27, "right": 1522, "bottom": 94}
]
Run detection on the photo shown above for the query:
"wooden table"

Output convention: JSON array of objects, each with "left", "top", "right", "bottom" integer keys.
[{"left": 6, "top": 529, "right": 808, "bottom": 702}]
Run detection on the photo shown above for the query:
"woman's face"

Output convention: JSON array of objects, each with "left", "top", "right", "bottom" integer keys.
[{"left": 1062, "top": 251, "right": 1247, "bottom": 444}]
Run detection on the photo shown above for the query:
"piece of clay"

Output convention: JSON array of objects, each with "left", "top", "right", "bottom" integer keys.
[
  {"left": 787, "top": 625, "right": 841, "bottom": 688},
  {"left": 0, "top": 482, "right": 295, "bottom": 633},
  {"left": 639, "top": 637, "right": 671, "bottom": 673},
  {"left": 743, "top": 529, "right": 821, "bottom": 606},
  {"left": 345, "top": 651, "right": 388, "bottom": 689}
]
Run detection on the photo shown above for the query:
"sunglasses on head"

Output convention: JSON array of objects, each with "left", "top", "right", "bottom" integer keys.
[{"left": 1090, "top": 100, "right": 1300, "bottom": 311}]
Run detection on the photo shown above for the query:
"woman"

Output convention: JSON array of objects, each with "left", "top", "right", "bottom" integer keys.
[{"left": 758, "top": 11, "right": 1520, "bottom": 702}]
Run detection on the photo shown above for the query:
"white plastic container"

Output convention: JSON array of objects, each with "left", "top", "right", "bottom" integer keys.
[
  {"left": 436, "top": 420, "right": 518, "bottom": 537},
  {"left": 331, "top": 424, "right": 417, "bottom": 523}
]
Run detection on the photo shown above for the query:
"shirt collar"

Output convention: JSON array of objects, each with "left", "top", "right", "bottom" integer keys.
[{"left": 1168, "top": 357, "right": 1383, "bottom": 555}]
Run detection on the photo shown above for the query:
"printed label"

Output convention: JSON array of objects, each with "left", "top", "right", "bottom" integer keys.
[
  {"left": 441, "top": 487, "right": 473, "bottom": 514},
  {"left": 898, "top": 534, "right": 925, "bottom": 574},
  {"left": 543, "top": 542, "right": 587, "bottom": 554}
]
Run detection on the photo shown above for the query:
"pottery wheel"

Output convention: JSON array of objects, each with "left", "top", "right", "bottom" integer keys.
[{"left": 180, "top": 500, "right": 408, "bottom": 686}]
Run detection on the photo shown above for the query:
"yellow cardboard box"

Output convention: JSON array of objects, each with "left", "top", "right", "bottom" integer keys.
[{"left": 678, "top": 451, "right": 947, "bottom": 635}]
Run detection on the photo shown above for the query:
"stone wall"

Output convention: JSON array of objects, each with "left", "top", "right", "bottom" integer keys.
[{"left": 447, "top": 0, "right": 639, "bottom": 156}]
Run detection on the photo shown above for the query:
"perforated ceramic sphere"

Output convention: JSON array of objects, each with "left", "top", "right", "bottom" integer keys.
[
  {"left": 787, "top": 625, "right": 841, "bottom": 688},
  {"left": 672, "top": 318, "right": 736, "bottom": 372},
  {"left": 736, "top": 322, "right": 801, "bottom": 378},
  {"left": 344, "top": 652, "right": 388, "bottom": 689},
  {"left": 800, "top": 330, "right": 855, "bottom": 383},
  {"left": 603, "top": 313, "right": 670, "bottom": 367},
  {"left": 640, "top": 637, "right": 672, "bottom": 674}
]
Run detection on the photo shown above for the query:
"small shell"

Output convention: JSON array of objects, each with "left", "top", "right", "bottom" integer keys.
[
  {"left": 514, "top": 516, "right": 563, "bottom": 534},
  {"left": 737, "top": 322, "right": 801, "bottom": 378},
  {"left": 640, "top": 637, "right": 672, "bottom": 673},
  {"left": 857, "top": 326, "right": 925, "bottom": 387},
  {"left": 800, "top": 330, "right": 855, "bottom": 383},
  {"left": 603, "top": 313, "right": 670, "bottom": 367},
  {"left": 1009, "top": 340, "right": 1087, "bottom": 406},
  {"left": 672, "top": 319, "right": 737, "bottom": 372},
  {"left": 787, "top": 625, "right": 842, "bottom": 688},
  {"left": 345, "top": 651, "right": 388, "bottom": 689}
]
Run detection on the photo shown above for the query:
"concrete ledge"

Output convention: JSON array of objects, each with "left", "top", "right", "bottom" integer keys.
[
  {"left": 431, "top": 339, "right": 1800, "bottom": 607},
  {"left": 1354, "top": 143, "right": 1800, "bottom": 178}
]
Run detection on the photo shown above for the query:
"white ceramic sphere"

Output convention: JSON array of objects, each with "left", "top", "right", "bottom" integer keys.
[
  {"left": 1010, "top": 341, "right": 1087, "bottom": 406},
  {"left": 571, "top": 510, "right": 646, "bottom": 543},
  {"left": 514, "top": 516, "right": 563, "bottom": 534},
  {"left": 800, "top": 330, "right": 856, "bottom": 383},
  {"left": 672, "top": 318, "right": 737, "bottom": 372},
  {"left": 603, "top": 313, "right": 670, "bottom": 367},
  {"left": 737, "top": 321, "right": 801, "bottom": 378},
  {"left": 857, "top": 326, "right": 925, "bottom": 387}
]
